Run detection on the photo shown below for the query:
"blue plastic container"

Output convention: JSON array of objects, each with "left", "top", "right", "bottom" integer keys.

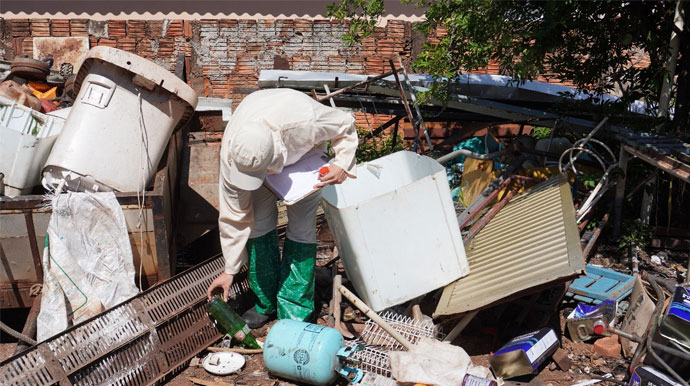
[{"left": 263, "top": 320, "right": 361, "bottom": 386}]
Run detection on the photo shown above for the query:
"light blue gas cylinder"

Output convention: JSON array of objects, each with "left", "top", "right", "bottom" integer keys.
[{"left": 263, "top": 320, "right": 363, "bottom": 386}]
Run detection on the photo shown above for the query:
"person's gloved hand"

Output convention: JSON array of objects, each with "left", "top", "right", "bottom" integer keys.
[
  {"left": 314, "top": 164, "right": 347, "bottom": 188},
  {"left": 207, "top": 272, "right": 235, "bottom": 301}
]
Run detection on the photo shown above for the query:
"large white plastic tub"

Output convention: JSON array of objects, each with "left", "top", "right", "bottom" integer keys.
[
  {"left": 0, "top": 96, "right": 66, "bottom": 196},
  {"left": 42, "top": 46, "right": 198, "bottom": 192},
  {"left": 321, "top": 151, "right": 470, "bottom": 311}
]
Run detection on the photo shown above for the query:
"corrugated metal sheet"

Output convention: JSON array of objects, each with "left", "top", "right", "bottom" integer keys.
[{"left": 434, "top": 173, "right": 585, "bottom": 317}]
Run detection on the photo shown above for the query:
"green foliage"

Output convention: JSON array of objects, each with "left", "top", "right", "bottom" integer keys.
[
  {"left": 531, "top": 127, "right": 552, "bottom": 140},
  {"left": 618, "top": 218, "right": 653, "bottom": 251},
  {"left": 325, "top": 0, "right": 384, "bottom": 45},
  {"left": 355, "top": 127, "right": 407, "bottom": 163},
  {"left": 326, "top": 0, "right": 680, "bottom": 115}
]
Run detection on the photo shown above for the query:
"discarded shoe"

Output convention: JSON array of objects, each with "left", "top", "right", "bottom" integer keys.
[{"left": 242, "top": 306, "right": 276, "bottom": 329}]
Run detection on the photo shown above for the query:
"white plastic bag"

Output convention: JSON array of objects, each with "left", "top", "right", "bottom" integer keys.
[
  {"left": 37, "top": 192, "right": 139, "bottom": 341},
  {"left": 389, "top": 338, "right": 492, "bottom": 386}
]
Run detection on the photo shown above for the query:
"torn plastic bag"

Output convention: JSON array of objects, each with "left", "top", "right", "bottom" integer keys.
[
  {"left": 36, "top": 192, "right": 139, "bottom": 341},
  {"left": 389, "top": 338, "right": 491, "bottom": 386}
]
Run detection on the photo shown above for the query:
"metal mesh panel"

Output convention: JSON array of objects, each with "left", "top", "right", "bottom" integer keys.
[
  {"left": 140, "top": 257, "right": 224, "bottom": 324},
  {"left": 0, "top": 347, "right": 57, "bottom": 386},
  {"left": 0, "top": 256, "right": 252, "bottom": 386},
  {"left": 345, "top": 311, "right": 441, "bottom": 377},
  {"left": 69, "top": 334, "right": 160, "bottom": 386},
  {"left": 47, "top": 302, "right": 149, "bottom": 374}
]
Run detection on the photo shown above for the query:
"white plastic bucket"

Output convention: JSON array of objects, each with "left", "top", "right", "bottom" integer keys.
[
  {"left": 321, "top": 151, "right": 470, "bottom": 311},
  {"left": 0, "top": 96, "right": 66, "bottom": 196},
  {"left": 42, "top": 47, "right": 198, "bottom": 192}
]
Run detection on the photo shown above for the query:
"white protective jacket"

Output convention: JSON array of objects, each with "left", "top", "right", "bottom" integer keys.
[{"left": 219, "top": 88, "right": 358, "bottom": 275}]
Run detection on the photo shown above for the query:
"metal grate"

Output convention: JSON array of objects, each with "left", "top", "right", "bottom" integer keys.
[
  {"left": 0, "top": 255, "right": 252, "bottom": 386},
  {"left": 345, "top": 311, "right": 441, "bottom": 377}
]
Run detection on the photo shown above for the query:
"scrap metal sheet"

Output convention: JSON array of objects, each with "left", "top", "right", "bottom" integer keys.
[
  {"left": 434, "top": 173, "right": 585, "bottom": 317},
  {"left": 33, "top": 37, "right": 89, "bottom": 70},
  {"left": 0, "top": 255, "right": 253, "bottom": 386}
]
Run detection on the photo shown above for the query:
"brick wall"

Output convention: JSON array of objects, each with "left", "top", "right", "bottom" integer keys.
[
  {"left": 0, "top": 17, "right": 569, "bottom": 146},
  {"left": 0, "top": 18, "right": 420, "bottom": 104}
]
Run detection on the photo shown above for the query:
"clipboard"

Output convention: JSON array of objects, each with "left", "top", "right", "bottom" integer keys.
[{"left": 265, "top": 150, "right": 330, "bottom": 205}]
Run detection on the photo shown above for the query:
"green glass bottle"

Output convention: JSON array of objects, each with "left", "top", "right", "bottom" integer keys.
[{"left": 206, "top": 296, "right": 261, "bottom": 349}]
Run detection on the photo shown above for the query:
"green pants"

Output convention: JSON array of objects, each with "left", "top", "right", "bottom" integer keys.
[{"left": 246, "top": 230, "right": 316, "bottom": 321}]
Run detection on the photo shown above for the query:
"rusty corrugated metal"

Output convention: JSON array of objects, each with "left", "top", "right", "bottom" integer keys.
[{"left": 434, "top": 173, "right": 585, "bottom": 317}]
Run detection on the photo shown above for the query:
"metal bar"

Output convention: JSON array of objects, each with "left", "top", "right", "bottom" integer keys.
[
  {"left": 442, "top": 310, "right": 479, "bottom": 343},
  {"left": 562, "top": 117, "right": 610, "bottom": 172},
  {"left": 463, "top": 181, "right": 523, "bottom": 244},
  {"left": 368, "top": 84, "right": 598, "bottom": 134},
  {"left": 323, "top": 84, "right": 337, "bottom": 108},
  {"left": 398, "top": 57, "right": 432, "bottom": 150},
  {"left": 23, "top": 211, "right": 43, "bottom": 283},
  {"left": 437, "top": 149, "right": 507, "bottom": 164},
  {"left": 388, "top": 60, "right": 420, "bottom": 152},
  {"left": 458, "top": 176, "right": 513, "bottom": 229},
  {"left": 643, "top": 272, "right": 688, "bottom": 386},
  {"left": 613, "top": 147, "right": 629, "bottom": 237},
  {"left": 626, "top": 171, "right": 659, "bottom": 200},
  {"left": 358, "top": 115, "right": 404, "bottom": 145},
  {"left": 582, "top": 211, "right": 610, "bottom": 259},
  {"left": 13, "top": 294, "right": 41, "bottom": 355},
  {"left": 623, "top": 144, "right": 690, "bottom": 183},
  {"left": 391, "top": 120, "right": 399, "bottom": 150},
  {"left": 457, "top": 155, "right": 527, "bottom": 229},
  {"left": 609, "top": 327, "right": 690, "bottom": 363},
  {"left": 316, "top": 69, "right": 398, "bottom": 103}
]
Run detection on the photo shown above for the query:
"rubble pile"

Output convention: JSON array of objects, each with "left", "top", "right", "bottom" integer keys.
[{"left": 1, "top": 48, "right": 689, "bottom": 386}]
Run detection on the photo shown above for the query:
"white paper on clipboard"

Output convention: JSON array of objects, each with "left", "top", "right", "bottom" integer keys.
[{"left": 265, "top": 150, "right": 330, "bottom": 205}]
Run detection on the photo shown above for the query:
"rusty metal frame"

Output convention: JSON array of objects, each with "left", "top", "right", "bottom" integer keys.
[
  {"left": 0, "top": 255, "right": 252, "bottom": 386},
  {"left": 622, "top": 144, "right": 690, "bottom": 183}
]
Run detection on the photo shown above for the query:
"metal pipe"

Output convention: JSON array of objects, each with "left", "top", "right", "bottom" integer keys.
[
  {"left": 463, "top": 181, "right": 523, "bottom": 243},
  {"left": 582, "top": 211, "right": 610, "bottom": 259},
  {"left": 323, "top": 84, "right": 336, "bottom": 108},
  {"left": 643, "top": 273, "right": 688, "bottom": 386},
  {"left": 458, "top": 176, "right": 513, "bottom": 229},
  {"left": 437, "top": 149, "right": 507, "bottom": 164},
  {"left": 398, "top": 57, "right": 433, "bottom": 150},
  {"left": 610, "top": 327, "right": 690, "bottom": 363},
  {"left": 316, "top": 69, "right": 398, "bottom": 103},
  {"left": 389, "top": 60, "right": 421, "bottom": 152},
  {"left": 562, "top": 117, "right": 609, "bottom": 171},
  {"left": 457, "top": 155, "right": 526, "bottom": 228},
  {"left": 338, "top": 285, "right": 414, "bottom": 350},
  {"left": 358, "top": 115, "right": 404, "bottom": 145}
]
